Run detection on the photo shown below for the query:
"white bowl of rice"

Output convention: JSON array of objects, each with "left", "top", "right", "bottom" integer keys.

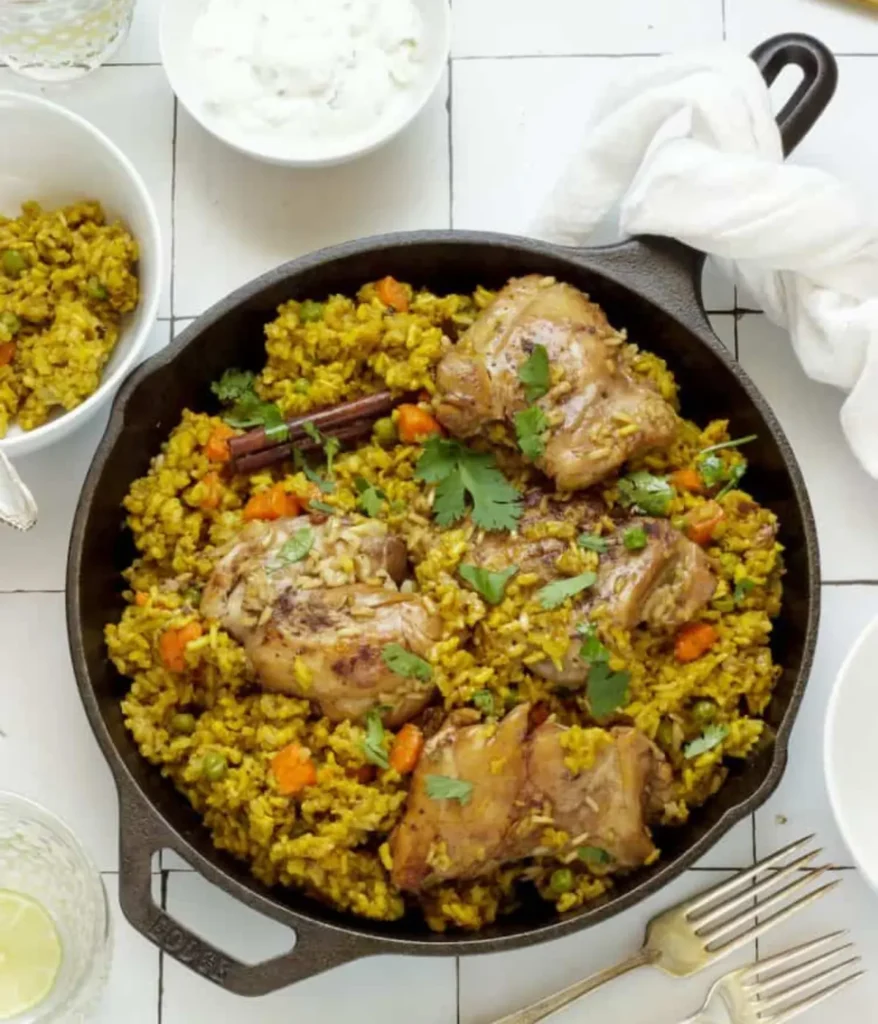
[
  {"left": 0, "top": 91, "right": 162, "bottom": 460},
  {"left": 160, "top": 0, "right": 451, "bottom": 167}
]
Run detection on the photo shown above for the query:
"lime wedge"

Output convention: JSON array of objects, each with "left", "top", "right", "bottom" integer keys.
[{"left": 0, "top": 890, "right": 62, "bottom": 1020}]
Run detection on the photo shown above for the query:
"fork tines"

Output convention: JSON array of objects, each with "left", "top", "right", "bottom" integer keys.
[
  {"left": 685, "top": 836, "right": 840, "bottom": 956},
  {"left": 742, "top": 931, "right": 864, "bottom": 1022}
]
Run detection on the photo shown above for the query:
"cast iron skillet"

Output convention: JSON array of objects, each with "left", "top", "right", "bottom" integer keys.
[{"left": 68, "top": 33, "right": 833, "bottom": 996}]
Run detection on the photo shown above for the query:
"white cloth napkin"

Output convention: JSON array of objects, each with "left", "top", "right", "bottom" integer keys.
[{"left": 531, "top": 47, "right": 878, "bottom": 478}]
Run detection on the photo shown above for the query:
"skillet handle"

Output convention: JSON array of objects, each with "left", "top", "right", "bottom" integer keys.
[
  {"left": 751, "top": 32, "right": 839, "bottom": 158},
  {"left": 116, "top": 781, "right": 380, "bottom": 996}
]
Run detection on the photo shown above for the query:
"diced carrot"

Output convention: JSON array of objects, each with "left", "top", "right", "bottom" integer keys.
[
  {"left": 159, "top": 621, "right": 203, "bottom": 673},
  {"left": 134, "top": 592, "right": 149, "bottom": 607},
  {"left": 271, "top": 743, "right": 317, "bottom": 796},
  {"left": 243, "top": 483, "right": 301, "bottom": 521},
  {"left": 205, "top": 422, "right": 236, "bottom": 462},
  {"left": 197, "top": 471, "right": 224, "bottom": 511},
  {"left": 674, "top": 622, "right": 719, "bottom": 663},
  {"left": 671, "top": 468, "right": 703, "bottom": 494},
  {"left": 685, "top": 502, "right": 725, "bottom": 546},
  {"left": 0, "top": 342, "right": 15, "bottom": 367},
  {"left": 389, "top": 724, "right": 424, "bottom": 775},
  {"left": 397, "top": 404, "right": 442, "bottom": 444},
  {"left": 375, "top": 276, "right": 409, "bottom": 313}
]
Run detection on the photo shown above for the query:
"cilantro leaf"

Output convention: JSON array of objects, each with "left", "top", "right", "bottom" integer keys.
[
  {"left": 269, "top": 528, "right": 313, "bottom": 571},
  {"left": 716, "top": 461, "right": 748, "bottom": 499},
  {"left": 623, "top": 526, "right": 648, "bottom": 551},
  {"left": 293, "top": 449, "right": 334, "bottom": 493},
  {"left": 700, "top": 434, "right": 757, "bottom": 455},
  {"left": 425, "top": 774, "right": 473, "bottom": 805},
  {"left": 355, "top": 477, "right": 385, "bottom": 517},
  {"left": 538, "top": 572, "right": 598, "bottom": 610},
  {"left": 577, "top": 845, "right": 611, "bottom": 865},
  {"left": 683, "top": 724, "right": 729, "bottom": 759},
  {"left": 514, "top": 405, "right": 549, "bottom": 461},
  {"left": 578, "top": 533, "right": 609, "bottom": 554},
  {"left": 617, "top": 471, "right": 674, "bottom": 517},
  {"left": 211, "top": 369, "right": 257, "bottom": 403},
  {"left": 361, "top": 707, "right": 389, "bottom": 769},
  {"left": 416, "top": 436, "right": 522, "bottom": 532},
  {"left": 697, "top": 452, "right": 725, "bottom": 489},
  {"left": 587, "top": 661, "right": 630, "bottom": 719},
  {"left": 303, "top": 421, "right": 341, "bottom": 475},
  {"left": 577, "top": 623, "right": 610, "bottom": 663},
  {"left": 382, "top": 644, "right": 433, "bottom": 682},
  {"left": 308, "top": 500, "right": 336, "bottom": 515},
  {"left": 518, "top": 344, "right": 550, "bottom": 402},
  {"left": 734, "top": 578, "right": 755, "bottom": 605},
  {"left": 458, "top": 564, "right": 519, "bottom": 605},
  {"left": 472, "top": 690, "right": 496, "bottom": 715}
]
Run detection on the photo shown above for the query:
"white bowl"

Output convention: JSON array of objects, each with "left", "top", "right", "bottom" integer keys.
[
  {"left": 825, "top": 612, "right": 878, "bottom": 888},
  {"left": 0, "top": 91, "right": 161, "bottom": 460},
  {"left": 159, "top": 0, "right": 451, "bottom": 167}
]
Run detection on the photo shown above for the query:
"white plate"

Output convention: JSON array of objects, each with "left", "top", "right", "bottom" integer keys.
[{"left": 825, "top": 610, "right": 878, "bottom": 887}]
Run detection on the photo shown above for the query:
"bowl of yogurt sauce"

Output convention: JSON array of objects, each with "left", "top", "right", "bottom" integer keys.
[{"left": 160, "top": 0, "right": 451, "bottom": 167}]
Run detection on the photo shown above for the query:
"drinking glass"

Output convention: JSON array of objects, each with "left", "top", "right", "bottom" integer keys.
[
  {"left": 0, "top": 792, "right": 112, "bottom": 1022},
  {"left": 0, "top": 0, "right": 136, "bottom": 82}
]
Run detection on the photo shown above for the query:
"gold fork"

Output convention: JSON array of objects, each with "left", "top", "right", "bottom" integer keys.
[
  {"left": 677, "top": 932, "right": 864, "bottom": 1023},
  {"left": 494, "top": 836, "right": 839, "bottom": 1024}
]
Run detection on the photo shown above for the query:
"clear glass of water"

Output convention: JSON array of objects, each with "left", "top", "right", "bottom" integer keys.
[
  {"left": 0, "top": 0, "right": 136, "bottom": 82},
  {"left": 0, "top": 793, "right": 112, "bottom": 1022}
]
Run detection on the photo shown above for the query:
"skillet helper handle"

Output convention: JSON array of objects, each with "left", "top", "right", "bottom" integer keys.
[
  {"left": 750, "top": 32, "right": 839, "bottom": 157},
  {"left": 117, "top": 785, "right": 373, "bottom": 996}
]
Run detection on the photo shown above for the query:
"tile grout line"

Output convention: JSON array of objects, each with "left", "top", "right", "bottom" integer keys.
[
  {"left": 721, "top": 0, "right": 727, "bottom": 41},
  {"left": 448, "top": 59, "right": 455, "bottom": 229},
  {"left": 456, "top": 956, "right": 461, "bottom": 1024},
  {"left": 169, "top": 97, "right": 179, "bottom": 321},
  {"left": 158, "top": 870, "right": 168, "bottom": 1024}
]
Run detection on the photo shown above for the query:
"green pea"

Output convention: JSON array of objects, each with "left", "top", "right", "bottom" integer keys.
[
  {"left": 2, "top": 250, "right": 26, "bottom": 278},
  {"left": 656, "top": 717, "right": 680, "bottom": 751},
  {"left": 293, "top": 378, "right": 310, "bottom": 394},
  {"left": 201, "top": 751, "right": 227, "bottom": 781},
  {"left": 712, "top": 596, "right": 735, "bottom": 613},
  {"left": 373, "top": 417, "right": 398, "bottom": 447},
  {"left": 170, "top": 712, "right": 196, "bottom": 735},
  {"left": 691, "top": 699, "right": 717, "bottom": 727},
  {"left": 182, "top": 587, "right": 202, "bottom": 608},
  {"left": 0, "top": 311, "right": 20, "bottom": 336},
  {"left": 549, "top": 868, "right": 574, "bottom": 895},
  {"left": 87, "top": 276, "right": 108, "bottom": 300},
  {"left": 299, "top": 300, "right": 324, "bottom": 323}
]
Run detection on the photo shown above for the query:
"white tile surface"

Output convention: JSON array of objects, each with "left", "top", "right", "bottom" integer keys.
[
  {"left": 737, "top": 314, "right": 878, "bottom": 580},
  {"left": 92, "top": 875, "right": 161, "bottom": 1024},
  {"left": 0, "top": 66, "right": 175, "bottom": 318},
  {"left": 3, "top": 1, "right": 878, "bottom": 1021},
  {"left": 459, "top": 871, "right": 755, "bottom": 1024},
  {"left": 0, "top": 321, "right": 170, "bottom": 592},
  {"left": 162, "top": 872, "right": 457, "bottom": 1023},
  {"left": 173, "top": 79, "right": 450, "bottom": 318},
  {"left": 756, "top": 586, "right": 878, "bottom": 864},
  {"left": 0, "top": 594, "right": 119, "bottom": 870},
  {"left": 727, "top": 0, "right": 878, "bottom": 54},
  {"left": 453, "top": 0, "right": 723, "bottom": 56}
]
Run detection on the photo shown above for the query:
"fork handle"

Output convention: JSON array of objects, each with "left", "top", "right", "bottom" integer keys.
[{"left": 490, "top": 948, "right": 658, "bottom": 1024}]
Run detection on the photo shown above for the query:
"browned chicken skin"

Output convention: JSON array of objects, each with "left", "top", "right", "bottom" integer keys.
[
  {"left": 201, "top": 516, "right": 442, "bottom": 725},
  {"left": 435, "top": 275, "right": 679, "bottom": 490},
  {"left": 465, "top": 493, "right": 716, "bottom": 686},
  {"left": 248, "top": 585, "right": 443, "bottom": 726},
  {"left": 390, "top": 705, "right": 672, "bottom": 892}
]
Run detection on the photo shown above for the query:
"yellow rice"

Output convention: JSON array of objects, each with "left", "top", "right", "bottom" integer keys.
[{"left": 106, "top": 281, "right": 784, "bottom": 930}]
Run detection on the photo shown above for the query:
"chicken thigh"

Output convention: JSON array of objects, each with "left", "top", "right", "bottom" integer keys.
[{"left": 435, "top": 276, "right": 679, "bottom": 490}]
